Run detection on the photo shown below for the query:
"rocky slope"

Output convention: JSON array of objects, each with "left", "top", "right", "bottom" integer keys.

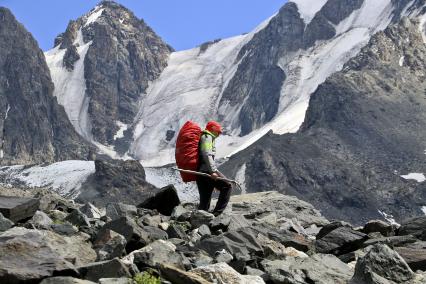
[
  {"left": 45, "top": 1, "right": 172, "bottom": 152},
  {"left": 0, "top": 8, "right": 92, "bottom": 165},
  {"left": 1, "top": 190, "right": 426, "bottom": 283},
  {"left": 221, "top": 16, "right": 426, "bottom": 225}
]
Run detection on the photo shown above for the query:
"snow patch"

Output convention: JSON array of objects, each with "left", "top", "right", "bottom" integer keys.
[
  {"left": 4, "top": 104, "right": 10, "bottom": 120},
  {"left": 401, "top": 173, "right": 426, "bottom": 182},
  {"left": 234, "top": 163, "right": 247, "bottom": 194},
  {"left": 378, "top": 210, "right": 400, "bottom": 227},
  {"left": 44, "top": 29, "right": 93, "bottom": 141},
  {"left": 84, "top": 7, "right": 104, "bottom": 27},
  {"left": 422, "top": 206, "right": 426, "bottom": 216},
  {"left": 114, "top": 121, "right": 128, "bottom": 140},
  {"left": 420, "top": 11, "right": 426, "bottom": 43},
  {"left": 144, "top": 166, "right": 198, "bottom": 202},
  {"left": 290, "top": 0, "right": 328, "bottom": 25},
  {"left": 0, "top": 161, "right": 95, "bottom": 199},
  {"left": 399, "top": 56, "right": 405, "bottom": 66}
]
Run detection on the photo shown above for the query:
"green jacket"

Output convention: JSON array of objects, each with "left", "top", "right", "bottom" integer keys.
[{"left": 198, "top": 130, "right": 218, "bottom": 174}]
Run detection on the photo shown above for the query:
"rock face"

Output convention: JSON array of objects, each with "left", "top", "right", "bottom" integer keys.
[
  {"left": 46, "top": 1, "right": 172, "bottom": 151},
  {"left": 0, "top": 7, "right": 92, "bottom": 165},
  {"left": 77, "top": 159, "right": 157, "bottom": 207},
  {"left": 221, "top": 16, "right": 426, "bottom": 224},
  {"left": 0, "top": 196, "right": 39, "bottom": 222}
]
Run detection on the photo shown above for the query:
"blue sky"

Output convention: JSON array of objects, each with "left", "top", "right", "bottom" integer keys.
[{"left": 0, "top": 0, "right": 287, "bottom": 51}]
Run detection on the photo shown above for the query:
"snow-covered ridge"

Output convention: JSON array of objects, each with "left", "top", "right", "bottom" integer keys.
[
  {"left": 290, "top": 0, "right": 328, "bottom": 25},
  {"left": 0, "top": 161, "right": 95, "bottom": 199}
]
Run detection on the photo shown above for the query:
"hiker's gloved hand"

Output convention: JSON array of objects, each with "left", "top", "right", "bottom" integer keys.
[{"left": 211, "top": 172, "right": 219, "bottom": 180}]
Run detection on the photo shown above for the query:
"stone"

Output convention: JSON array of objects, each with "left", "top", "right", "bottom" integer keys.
[
  {"left": 214, "top": 249, "right": 234, "bottom": 263},
  {"left": 138, "top": 214, "right": 162, "bottom": 227},
  {"left": 171, "top": 205, "right": 191, "bottom": 221},
  {"left": 0, "top": 228, "right": 77, "bottom": 283},
  {"left": 227, "top": 214, "right": 251, "bottom": 232},
  {"left": 65, "top": 209, "right": 91, "bottom": 227},
  {"left": 0, "top": 195, "right": 40, "bottom": 222},
  {"left": 0, "top": 212, "right": 13, "bottom": 232},
  {"left": 167, "top": 223, "right": 189, "bottom": 240},
  {"left": 28, "top": 210, "right": 53, "bottom": 229},
  {"left": 269, "top": 229, "right": 313, "bottom": 252},
  {"left": 261, "top": 254, "right": 352, "bottom": 284},
  {"left": 142, "top": 225, "right": 168, "bottom": 241},
  {"left": 316, "top": 226, "right": 368, "bottom": 255},
  {"left": 98, "top": 278, "right": 129, "bottom": 284},
  {"left": 198, "top": 224, "right": 211, "bottom": 238},
  {"left": 138, "top": 185, "right": 180, "bottom": 216},
  {"left": 126, "top": 240, "right": 185, "bottom": 270},
  {"left": 40, "top": 277, "right": 96, "bottom": 284},
  {"left": 363, "top": 220, "right": 394, "bottom": 237},
  {"left": 159, "top": 222, "right": 169, "bottom": 231},
  {"left": 106, "top": 203, "right": 137, "bottom": 221},
  {"left": 363, "top": 235, "right": 417, "bottom": 248},
  {"left": 316, "top": 221, "right": 353, "bottom": 239},
  {"left": 49, "top": 210, "right": 68, "bottom": 222},
  {"left": 159, "top": 264, "right": 211, "bottom": 284},
  {"left": 191, "top": 262, "right": 265, "bottom": 284},
  {"left": 190, "top": 210, "right": 215, "bottom": 228},
  {"left": 209, "top": 213, "right": 231, "bottom": 231},
  {"left": 51, "top": 223, "right": 79, "bottom": 236},
  {"left": 80, "top": 203, "right": 103, "bottom": 219},
  {"left": 256, "top": 233, "right": 288, "bottom": 260},
  {"left": 398, "top": 216, "right": 426, "bottom": 238},
  {"left": 395, "top": 241, "right": 426, "bottom": 271},
  {"left": 350, "top": 244, "right": 414, "bottom": 284},
  {"left": 77, "top": 259, "right": 132, "bottom": 282},
  {"left": 94, "top": 229, "right": 127, "bottom": 261}
]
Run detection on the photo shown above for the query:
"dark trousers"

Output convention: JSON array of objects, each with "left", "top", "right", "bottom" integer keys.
[{"left": 196, "top": 175, "right": 232, "bottom": 214}]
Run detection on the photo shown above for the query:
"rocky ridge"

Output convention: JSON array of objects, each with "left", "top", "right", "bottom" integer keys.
[{"left": 1, "top": 190, "right": 426, "bottom": 283}]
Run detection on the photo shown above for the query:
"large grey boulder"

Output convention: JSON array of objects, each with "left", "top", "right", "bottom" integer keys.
[
  {"left": 0, "top": 196, "right": 39, "bottom": 222},
  {"left": 350, "top": 244, "right": 414, "bottom": 284},
  {"left": 0, "top": 212, "right": 13, "bottom": 232},
  {"left": 316, "top": 226, "right": 368, "bottom": 255},
  {"left": 65, "top": 209, "right": 91, "bottom": 228},
  {"left": 398, "top": 216, "right": 426, "bottom": 238},
  {"left": 0, "top": 228, "right": 77, "bottom": 283},
  {"left": 190, "top": 210, "right": 215, "bottom": 228},
  {"left": 191, "top": 262, "right": 265, "bottom": 284},
  {"left": 363, "top": 220, "right": 394, "bottom": 237},
  {"left": 395, "top": 241, "right": 426, "bottom": 271},
  {"left": 159, "top": 264, "right": 211, "bottom": 284},
  {"left": 261, "top": 254, "right": 352, "bottom": 284},
  {"left": 28, "top": 210, "right": 53, "bottom": 229},
  {"left": 105, "top": 203, "right": 137, "bottom": 221},
  {"left": 77, "top": 258, "right": 133, "bottom": 282},
  {"left": 80, "top": 203, "right": 103, "bottom": 219},
  {"left": 93, "top": 229, "right": 127, "bottom": 261},
  {"left": 138, "top": 185, "right": 180, "bottom": 216}
]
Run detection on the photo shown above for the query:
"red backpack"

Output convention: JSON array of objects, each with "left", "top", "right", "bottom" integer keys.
[{"left": 175, "top": 121, "right": 202, "bottom": 182}]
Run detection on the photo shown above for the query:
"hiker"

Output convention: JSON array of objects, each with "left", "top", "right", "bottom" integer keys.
[{"left": 196, "top": 121, "right": 232, "bottom": 216}]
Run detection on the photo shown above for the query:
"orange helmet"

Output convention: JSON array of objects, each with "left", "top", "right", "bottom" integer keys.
[{"left": 206, "top": 121, "right": 222, "bottom": 134}]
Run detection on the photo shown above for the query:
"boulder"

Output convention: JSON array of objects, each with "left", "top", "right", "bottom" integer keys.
[
  {"left": 0, "top": 228, "right": 77, "bottom": 283},
  {"left": 40, "top": 277, "right": 96, "bottom": 284},
  {"left": 94, "top": 229, "right": 127, "bottom": 261},
  {"left": 190, "top": 210, "right": 215, "bottom": 228},
  {"left": 269, "top": 229, "right": 313, "bottom": 252},
  {"left": 80, "top": 203, "right": 103, "bottom": 219},
  {"left": 395, "top": 241, "right": 426, "bottom": 271},
  {"left": 125, "top": 240, "right": 186, "bottom": 270},
  {"left": 316, "top": 221, "right": 352, "bottom": 240},
  {"left": 51, "top": 223, "right": 79, "bottom": 236},
  {"left": 159, "top": 264, "right": 211, "bottom": 284},
  {"left": 363, "top": 220, "right": 394, "bottom": 237},
  {"left": 214, "top": 249, "right": 234, "bottom": 264},
  {"left": 316, "top": 226, "right": 367, "bottom": 255},
  {"left": 138, "top": 214, "right": 162, "bottom": 228},
  {"left": 261, "top": 254, "right": 352, "bottom": 284},
  {"left": 138, "top": 185, "right": 180, "bottom": 216},
  {"left": 209, "top": 213, "right": 231, "bottom": 232},
  {"left": 65, "top": 209, "right": 91, "bottom": 227},
  {"left": 77, "top": 258, "right": 133, "bottom": 282},
  {"left": 106, "top": 203, "right": 137, "bottom": 221},
  {"left": 98, "top": 278, "right": 129, "bottom": 284},
  {"left": 363, "top": 235, "right": 417, "bottom": 248},
  {"left": 191, "top": 262, "right": 265, "bottom": 284},
  {"left": 0, "top": 195, "right": 39, "bottom": 222},
  {"left": 28, "top": 210, "right": 53, "bottom": 229},
  {"left": 167, "top": 223, "right": 190, "bottom": 240},
  {"left": 0, "top": 212, "right": 13, "bottom": 232},
  {"left": 171, "top": 204, "right": 192, "bottom": 221},
  {"left": 198, "top": 224, "right": 211, "bottom": 238},
  {"left": 398, "top": 216, "right": 426, "bottom": 238},
  {"left": 350, "top": 244, "right": 414, "bottom": 284}
]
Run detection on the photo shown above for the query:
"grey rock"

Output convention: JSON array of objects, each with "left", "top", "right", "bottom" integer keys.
[
  {"left": 94, "top": 229, "right": 127, "bottom": 261},
  {"left": 138, "top": 214, "right": 162, "bottom": 228},
  {"left": 190, "top": 210, "right": 215, "bottom": 228},
  {"left": 316, "top": 221, "right": 352, "bottom": 239},
  {"left": 77, "top": 159, "right": 157, "bottom": 207},
  {"left": 171, "top": 205, "right": 191, "bottom": 221},
  {"left": 28, "top": 210, "right": 53, "bottom": 229},
  {"left": 261, "top": 254, "right": 352, "bottom": 284},
  {"left": 363, "top": 220, "right": 394, "bottom": 237},
  {"left": 80, "top": 203, "right": 103, "bottom": 219},
  {"left": 351, "top": 244, "right": 414, "bottom": 283},
  {"left": 65, "top": 209, "right": 91, "bottom": 227},
  {"left": 0, "top": 196, "right": 39, "bottom": 222},
  {"left": 159, "top": 263, "right": 211, "bottom": 284},
  {"left": 398, "top": 216, "right": 426, "bottom": 238},
  {"left": 316, "top": 226, "right": 368, "bottom": 255},
  {"left": 395, "top": 241, "right": 426, "bottom": 271},
  {"left": 138, "top": 185, "right": 180, "bottom": 216},
  {"left": 198, "top": 224, "right": 211, "bottom": 238},
  {"left": 130, "top": 240, "right": 185, "bottom": 270},
  {"left": 98, "top": 278, "right": 129, "bottom": 284},
  {"left": 40, "top": 277, "right": 96, "bottom": 284},
  {"left": 77, "top": 258, "right": 132, "bottom": 282},
  {"left": 167, "top": 223, "right": 189, "bottom": 240},
  {"left": 62, "top": 45, "right": 80, "bottom": 71},
  {"left": 363, "top": 235, "right": 418, "bottom": 248},
  {"left": 105, "top": 203, "right": 137, "bottom": 221},
  {"left": 51, "top": 223, "right": 79, "bottom": 236},
  {"left": 268, "top": 229, "right": 313, "bottom": 252},
  {"left": 0, "top": 212, "right": 13, "bottom": 232},
  {"left": 191, "top": 262, "right": 265, "bottom": 284},
  {"left": 214, "top": 249, "right": 233, "bottom": 263},
  {"left": 209, "top": 213, "right": 231, "bottom": 232}
]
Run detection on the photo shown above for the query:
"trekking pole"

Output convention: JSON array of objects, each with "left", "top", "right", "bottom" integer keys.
[{"left": 173, "top": 168, "right": 242, "bottom": 191}]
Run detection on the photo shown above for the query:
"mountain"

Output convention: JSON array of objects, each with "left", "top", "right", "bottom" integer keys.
[
  {"left": 45, "top": 0, "right": 172, "bottom": 155},
  {"left": 221, "top": 10, "right": 426, "bottom": 224},
  {"left": 0, "top": 7, "right": 92, "bottom": 165}
]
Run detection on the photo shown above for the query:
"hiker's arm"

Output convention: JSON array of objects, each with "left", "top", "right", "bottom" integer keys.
[{"left": 200, "top": 135, "right": 218, "bottom": 174}]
